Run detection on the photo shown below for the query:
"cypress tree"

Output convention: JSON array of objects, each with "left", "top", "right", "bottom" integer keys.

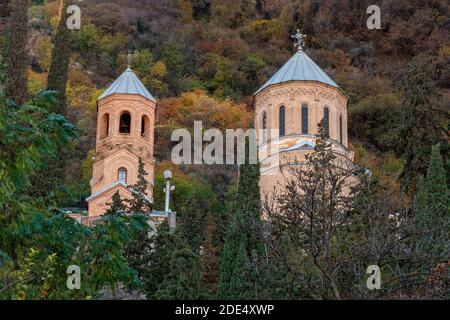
[
  {"left": 217, "top": 209, "right": 251, "bottom": 299},
  {"left": 201, "top": 214, "right": 219, "bottom": 298},
  {"left": 237, "top": 153, "right": 265, "bottom": 257},
  {"left": 414, "top": 144, "right": 449, "bottom": 297},
  {"left": 398, "top": 54, "right": 447, "bottom": 192},
  {"left": 425, "top": 144, "right": 448, "bottom": 214},
  {"left": 424, "top": 144, "right": 449, "bottom": 259},
  {"left": 5, "top": 0, "right": 29, "bottom": 105},
  {"left": 47, "top": 0, "right": 72, "bottom": 115},
  {"left": 177, "top": 195, "right": 207, "bottom": 253},
  {"left": 154, "top": 246, "right": 203, "bottom": 299}
]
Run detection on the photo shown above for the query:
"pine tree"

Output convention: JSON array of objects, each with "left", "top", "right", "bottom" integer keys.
[
  {"left": 398, "top": 54, "right": 447, "bottom": 192},
  {"left": 124, "top": 158, "right": 153, "bottom": 287},
  {"left": 127, "top": 158, "right": 152, "bottom": 214},
  {"left": 5, "top": 0, "right": 29, "bottom": 105},
  {"left": 104, "top": 191, "right": 126, "bottom": 216},
  {"left": 47, "top": 0, "right": 72, "bottom": 115}
]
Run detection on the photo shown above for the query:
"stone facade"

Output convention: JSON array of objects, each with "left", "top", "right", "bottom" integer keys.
[
  {"left": 87, "top": 93, "right": 156, "bottom": 217},
  {"left": 254, "top": 81, "right": 355, "bottom": 198}
]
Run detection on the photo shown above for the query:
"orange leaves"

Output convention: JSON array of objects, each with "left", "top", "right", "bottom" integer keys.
[{"left": 157, "top": 89, "right": 253, "bottom": 131}]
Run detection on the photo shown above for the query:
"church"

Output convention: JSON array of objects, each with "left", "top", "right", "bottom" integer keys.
[
  {"left": 254, "top": 30, "right": 354, "bottom": 197},
  {"left": 85, "top": 30, "right": 354, "bottom": 216}
]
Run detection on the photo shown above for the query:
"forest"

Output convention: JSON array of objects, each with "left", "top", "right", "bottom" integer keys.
[{"left": 0, "top": 0, "right": 449, "bottom": 300}]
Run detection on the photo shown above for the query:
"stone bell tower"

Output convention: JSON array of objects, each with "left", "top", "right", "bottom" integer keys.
[{"left": 86, "top": 64, "right": 156, "bottom": 217}]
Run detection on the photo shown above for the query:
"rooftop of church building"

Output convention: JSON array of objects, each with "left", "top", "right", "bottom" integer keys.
[
  {"left": 98, "top": 67, "right": 156, "bottom": 102},
  {"left": 254, "top": 30, "right": 344, "bottom": 96}
]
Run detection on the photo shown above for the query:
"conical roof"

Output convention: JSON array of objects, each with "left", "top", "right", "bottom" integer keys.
[
  {"left": 255, "top": 50, "right": 340, "bottom": 95},
  {"left": 98, "top": 68, "right": 156, "bottom": 102}
]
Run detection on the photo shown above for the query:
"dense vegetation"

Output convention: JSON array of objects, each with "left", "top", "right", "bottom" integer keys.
[{"left": 0, "top": 0, "right": 449, "bottom": 299}]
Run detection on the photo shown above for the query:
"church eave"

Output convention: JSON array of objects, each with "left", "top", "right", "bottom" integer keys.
[{"left": 254, "top": 79, "right": 349, "bottom": 100}]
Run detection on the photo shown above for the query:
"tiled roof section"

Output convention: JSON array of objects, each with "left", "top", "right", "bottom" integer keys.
[
  {"left": 255, "top": 50, "right": 340, "bottom": 95},
  {"left": 98, "top": 68, "right": 156, "bottom": 102}
]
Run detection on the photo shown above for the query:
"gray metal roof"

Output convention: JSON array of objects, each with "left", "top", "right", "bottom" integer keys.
[
  {"left": 255, "top": 50, "right": 340, "bottom": 95},
  {"left": 98, "top": 68, "right": 156, "bottom": 102}
]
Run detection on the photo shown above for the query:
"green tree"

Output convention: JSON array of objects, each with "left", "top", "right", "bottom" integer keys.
[
  {"left": 142, "top": 221, "right": 175, "bottom": 299},
  {"left": 154, "top": 246, "right": 203, "bottom": 299},
  {"left": 104, "top": 191, "right": 126, "bottom": 216},
  {"left": 123, "top": 158, "right": 153, "bottom": 288},
  {"left": 127, "top": 158, "right": 152, "bottom": 214},
  {"left": 47, "top": 0, "right": 72, "bottom": 115},
  {"left": 217, "top": 209, "right": 251, "bottom": 299},
  {"left": 414, "top": 144, "right": 449, "bottom": 273},
  {"left": 201, "top": 214, "right": 219, "bottom": 298},
  {"left": 398, "top": 54, "right": 448, "bottom": 192}
]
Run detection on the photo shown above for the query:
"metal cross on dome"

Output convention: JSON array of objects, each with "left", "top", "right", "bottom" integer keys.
[
  {"left": 291, "top": 29, "right": 306, "bottom": 51},
  {"left": 127, "top": 50, "right": 133, "bottom": 69}
]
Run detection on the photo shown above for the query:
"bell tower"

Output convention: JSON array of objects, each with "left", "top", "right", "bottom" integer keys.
[{"left": 86, "top": 67, "right": 156, "bottom": 217}]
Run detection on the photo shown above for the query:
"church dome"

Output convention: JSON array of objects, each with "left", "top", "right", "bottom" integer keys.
[
  {"left": 255, "top": 50, "right": 340, "bottom": 95},
  {"left": 98, "top": 68, "right": 156, "bottom": 102}
]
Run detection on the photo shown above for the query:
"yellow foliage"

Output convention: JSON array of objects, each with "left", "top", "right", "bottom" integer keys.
[
  {"left": 151, "top": 60, "right": 167, "bottom": 78},
  {"left": 27, "top": 69, "right": 47, "bottom": 96},
  {"left": 158, "top": 89, "right": 253, "bottom": 130}
]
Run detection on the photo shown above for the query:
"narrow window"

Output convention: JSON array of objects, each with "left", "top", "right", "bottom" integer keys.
[
  {"left": 119, "top": 112, "right": 131, "bottom": 134},
  {"left": 100, "top": 113, "right": 109, "bottom": 139},
  {"left": 118, "top": 167, "right": 127, "bottom": 184},
  {"left": 279, "top": 106, "right": 285, "bottom": 137},
  {"left": 301, "top": 104, "right": 308, "bottom": 134},
  {"left": 324, "top": 107, "right": 329, "bottom": 137},
  {"left": 141, "top": 117, "right": 145, "bottom": 136},
  {"left": 339, "top": 114, "right": 343, "bottom": 143},
  {"left": 262, "top": 111, "right": 267, "bottom": 142}
]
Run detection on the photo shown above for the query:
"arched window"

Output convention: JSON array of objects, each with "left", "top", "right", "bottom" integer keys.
[
  {"left": 118, "top": 167, "right": 127, "bottom": 184},
  {"left": 279, "top": 106, "right": 285, "bottom": 137},
  {"left": 141, "top": 115, "right": 150, "bottom": 138},
  {"left": 100, "top": 113, "right": 109, "bottom": 139},
  {"left": 324, "top": 107, "right": 330, "bottom": 137},
  {"left": 119, "top": 112, "right": 131, "bottom": 134},
  {"left": 262, "top": 111, "right": 267, "bottom": 142},
  {"left": 339, "top": 114, "right": 343, "bottom": 143},
  {"left": 301, "top": 103, "right": 308, "bottom": 134}
]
